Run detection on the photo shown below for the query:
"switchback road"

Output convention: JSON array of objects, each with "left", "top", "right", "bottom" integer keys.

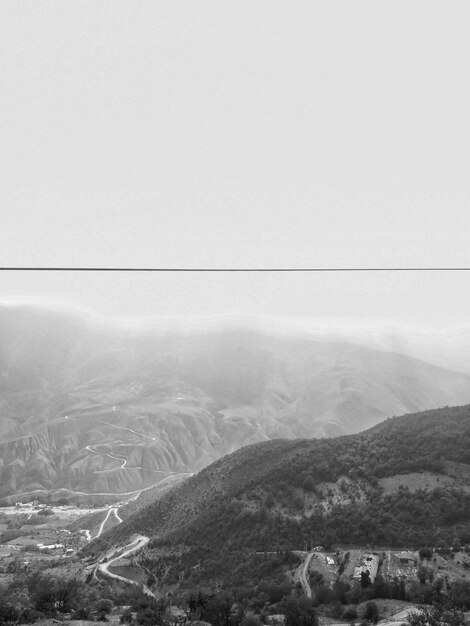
[{"left": 97, "top": 535, "right": 155, "bottom": 597}]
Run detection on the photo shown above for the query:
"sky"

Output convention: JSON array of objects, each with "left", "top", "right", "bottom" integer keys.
[{"left": 1, "top": 1, "right": 470, "bottom": 328}]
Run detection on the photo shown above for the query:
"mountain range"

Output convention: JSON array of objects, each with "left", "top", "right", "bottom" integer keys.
[{"left": 1, "top": 305, "right": 470, "bottom": 499}]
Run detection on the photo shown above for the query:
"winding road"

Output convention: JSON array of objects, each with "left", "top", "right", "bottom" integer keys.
[
  {"left": 97, "top": 535, "right": 155, "bottom": 597},
  {"left": 76, "top": 408, "right": 192, "bottom": 594},
  {"left": 98, "top": 419, "right": 166, "bottom": 446},
  {"left": 83, "top": 476, "right": 188, "bottom": 595},
  {"left": 296, "top": 551, "right": 314, "bottom": 598},
  {"left": 95, "top": 507, "right": 122, "bottom": 538},
  {"left": 90, "top": 473, "right": 191, "bottom": 539}
]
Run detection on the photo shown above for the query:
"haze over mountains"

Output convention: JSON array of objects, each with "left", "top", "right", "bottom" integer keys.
[{"left": 1, "top": 304, "right": 470, "bottom": 500}]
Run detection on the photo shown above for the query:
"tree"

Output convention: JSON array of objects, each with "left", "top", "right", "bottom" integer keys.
[
  {"left": 134, "top": 597, "right": 165, "bottom": 626},
  {"left": 371, "top": 574, "right": 389, "bottom": 599},
  {"left": 97, "top": 598, "right": 114, "bottom": 620},
  {"left": 187, "top": 591, "right": 209, "bottom": 621},
  {"left": 200, "top": 593, "right": 234, "bottom": 626},
  {"left": 32, "top": 576, "right": 80, "bottom": 615},
  {"left": 364, "top": 601, "right": 379, "bottom": 624},
  {"left": 342, "top": 607, "right": 358, "bottom": 620},
  {"left": 407, "top": 604, "right": 466, "bottom": 626},
  {"left": 419, "top": 547, "right": 433, "bottom": 560},
  {"left": 417, "top": 566, "right": 427, "bottom": 584},
  {"left": 360, "top": 571, "right": 371, "bottom": 589},
  {"left": 120, "top": 608, "right": 134, "bottom": 624},
  {"left": 279, "top": 596, "right": 318, "bottom": 626},
  {"left": 333, "top": 580, "right": 350, "bottom": 603},
  {"left": 0, "top": 600, "right": 21, "bottom": 626},
  {"left": 453, "top": 538, "right": 462, "bottom": 552}
]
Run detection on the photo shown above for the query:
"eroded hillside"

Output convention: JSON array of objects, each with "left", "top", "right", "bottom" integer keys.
[{"left": 2, "top": 306, "right": 470, "bottom": 499}]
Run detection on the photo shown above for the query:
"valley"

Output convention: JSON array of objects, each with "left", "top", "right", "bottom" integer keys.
[
  {"left": 3, "top": 306, "right": 470, "bottom": 502},
  {"left": 3, "top": 309, "right": 470, "bottom": 625}
]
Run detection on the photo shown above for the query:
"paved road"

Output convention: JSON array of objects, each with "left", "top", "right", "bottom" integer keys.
[
  {"left": 295, "top": 551, "right": 314, "bottom": 598},
  {"left": 95, "top": 507, "right": 121, "bottom": 538},
  {"left": 86, "top": 472, "right": 191, "bottom": 539},
  {"left": 86, "top": 444, "right": 128, "bottom": 469},
  {"left": 87, "top": 439, "right": 179, "bottom": 474},
  {"left": 97, "top": 534, "right": 155, "bottom": 597},
  {"left": 99, "top": 419, "right": 164, "bottom": 444}
]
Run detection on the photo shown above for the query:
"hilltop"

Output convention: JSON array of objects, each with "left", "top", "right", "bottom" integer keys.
[{"left": 2, "top": 305, "right": 470, "bottom": 500}]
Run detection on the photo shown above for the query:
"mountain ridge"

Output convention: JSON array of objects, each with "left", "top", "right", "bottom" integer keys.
[
  {"left": 96, "top": 404, "right": 470, "bottom": 593},
  {"left": 2, "top": 305, "right": 470, "bottom": 499}
]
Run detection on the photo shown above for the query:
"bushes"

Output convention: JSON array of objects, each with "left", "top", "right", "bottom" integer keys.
[
  {"left": 241, "top": 616, "right": 262, "bottom": 626},
  {"left": 419, "top": 547, "right": 433, "bottom": 561},
  {"left": 121, "top": 608, "right": 134, "bottom": 624},
  {"left": 31, "top": 576, "right": 80, "bottom": 615},
  {"left": 407, "top": 603, "right": 466, "bottom": 626},
  {"left": 97, "top": 598, "right": 114, "bottom": 620},
  {"left": 0, "top": 600, "right": 22, "bottom": 626},
  {"left": 278, "top": 596, "right": 318, "bottom": 626},
  {"left": 342, "top": 607, "right": 358, "bottom": 620},
  {"left": 364, "top": 601, "right": 379, "bottom": 623}
]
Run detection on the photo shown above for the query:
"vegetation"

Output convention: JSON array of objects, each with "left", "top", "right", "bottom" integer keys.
[
  {"left": 0, "top": 569, "right": 166, "bottom": 625},
  {"left": 406, "top": 601, "right": 467, "bottom": 626},
  {"left": 99, "top": 406, "right": 470, "bottom": 592},
  {"left": 8, "top": 405, "right": 470, "bottom": 624}
]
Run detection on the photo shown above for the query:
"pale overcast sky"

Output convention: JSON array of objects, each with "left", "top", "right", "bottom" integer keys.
[{"left": 1, "top": 1, "right": 470, "bottom": 327}]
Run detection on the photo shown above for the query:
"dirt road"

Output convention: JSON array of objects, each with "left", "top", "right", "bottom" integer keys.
[{"left": 294, "top": 551, "right": 314, "bottom": 598}]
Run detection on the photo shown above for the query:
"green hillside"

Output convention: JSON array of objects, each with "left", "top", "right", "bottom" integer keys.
[{"left": 99, "top": 404, "right": 470, "bottom": 592}]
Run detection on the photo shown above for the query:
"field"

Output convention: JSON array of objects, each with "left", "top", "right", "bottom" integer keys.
[
  {"left": 0, "top": 504, "right": 103, "bottom": 563},
  {"left": 308, "top": 552, "right": 339, "bottom": 585}
]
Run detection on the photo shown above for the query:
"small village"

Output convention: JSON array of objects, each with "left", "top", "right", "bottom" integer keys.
[
  {"left": 293, "top": 544, "right": 470, "bottom": 600},
  {"left": 0, "top": 500, "right": 99, "bottom": 566}
]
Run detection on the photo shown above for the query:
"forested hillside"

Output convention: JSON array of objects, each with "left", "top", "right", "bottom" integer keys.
[{"left": 100, "top": 405, "right": 470, "bottom": 591}]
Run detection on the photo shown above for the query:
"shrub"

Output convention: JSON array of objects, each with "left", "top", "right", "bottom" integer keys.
[
  {"left": 343, "top": 607, "right": 358, "bottom": 620},
  {"left": 419, "top": 547, "right": 433, "bottom": 561},
  {"left": 364, "top": 601, "right": 379, "bottom": 624},
  {"left": 121, "top": 608, "right": 134, "bottom": 624}
]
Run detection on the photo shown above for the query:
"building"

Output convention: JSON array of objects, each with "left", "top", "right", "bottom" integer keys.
[
  {"left": 353, "top": 553, "right": 379, "bottom": 583},
  {"left": 37, "top": 543, "right": 64, "bottom": 551},
  {"left": 396, "top": 551, "right": 417, "bottom": 566}
]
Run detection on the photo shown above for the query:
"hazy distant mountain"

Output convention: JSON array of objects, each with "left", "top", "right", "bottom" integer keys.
[{"left": 1, "top": 305, "right": 470, "bottom": 499}]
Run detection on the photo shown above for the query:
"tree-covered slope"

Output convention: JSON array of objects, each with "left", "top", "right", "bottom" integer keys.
[{"left": 103, "top": 405, "right": 470, "bottom": 590}]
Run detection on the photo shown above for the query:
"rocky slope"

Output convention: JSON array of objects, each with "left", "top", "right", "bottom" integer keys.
[{"left": 1, "top": 305, "right": 470, "bottom": 499}]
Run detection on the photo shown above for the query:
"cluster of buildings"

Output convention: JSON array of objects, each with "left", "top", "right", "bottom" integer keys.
[
  {"left": 353, "top": 553, "right": 380, "bottom": 582},
  {"left": 36, "top": 542, "right": 74, "bottom": 553}
]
